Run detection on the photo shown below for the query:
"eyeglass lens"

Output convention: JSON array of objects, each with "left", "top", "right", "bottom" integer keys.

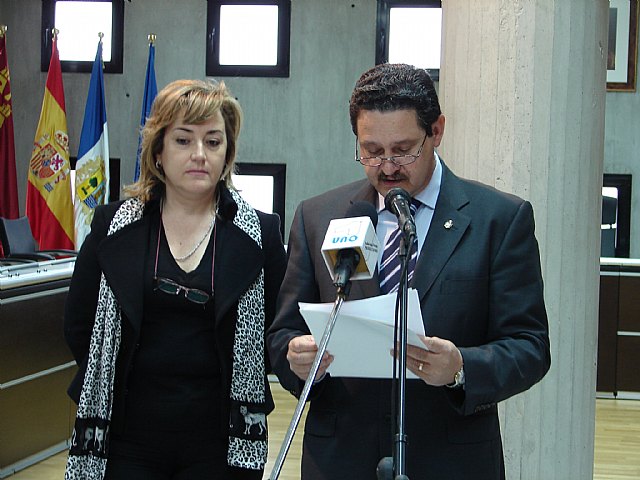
[
  {"left": 154, "top": 277, "right": 211, "bottom": 304},
  {"left": 356, "top": 132, "right": 428, "bottom": 166},
  {"left": 363, "top": 155, "right": 415, "bottom": 166}
]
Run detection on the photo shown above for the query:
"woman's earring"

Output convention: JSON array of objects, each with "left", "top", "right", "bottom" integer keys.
[{"left": 155, "top": 160, "right": 162, "bottom": 170}]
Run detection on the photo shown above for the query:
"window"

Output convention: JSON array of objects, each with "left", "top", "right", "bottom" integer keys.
[
  {"left": 232, "top": 163, "right": 286, "bottom": 237},
  {"left": 206, "top": 0, "right": 291, "bottom": 77},
  {"left": 602, "top": 174, "right": 632, "bottom": 258},
  {"left": 376, "top": 0, "right": 442, "bottom": 81},
  {"left": 41, "top": 0, "right": 124, "bottom": 74}
]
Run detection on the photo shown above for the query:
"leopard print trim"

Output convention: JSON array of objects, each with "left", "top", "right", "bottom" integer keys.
[
  {"left": 227, "top": 188, "right": 268, "bottom": 470},
  {"left": 65, "top": 192, "right": 269, "bottom": 477},
  {"left": 65, "top": 198, "right": 144, "bottom": 480}
]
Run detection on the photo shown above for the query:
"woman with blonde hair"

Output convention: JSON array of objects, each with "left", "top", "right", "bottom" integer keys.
[{"left": 64, "top": 79, "right": 287, "bottom": 480}]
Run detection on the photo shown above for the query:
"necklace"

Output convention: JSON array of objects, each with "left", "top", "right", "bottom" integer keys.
[
  {"left": 172, "top": 216, "right": 215, "bottom": 262},
  {"left": 155, "top": 213, "right": 216, "bottom": 302}
]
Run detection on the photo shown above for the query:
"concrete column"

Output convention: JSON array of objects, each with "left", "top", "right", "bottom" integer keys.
[{"left": 439, "top": 1, "right": 608, "bottom": 478}]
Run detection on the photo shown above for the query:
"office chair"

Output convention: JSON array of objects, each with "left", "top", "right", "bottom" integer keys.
[{"left": 0, "top": 216, "right": 77, "bottom": 262}]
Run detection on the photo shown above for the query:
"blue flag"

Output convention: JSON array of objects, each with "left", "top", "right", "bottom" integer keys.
[
  {"left": 74, "top": 39, "right": 109, "bottom": 248},
  {"left": 134, "top": 41, "right": 157, "bottom": 181}
]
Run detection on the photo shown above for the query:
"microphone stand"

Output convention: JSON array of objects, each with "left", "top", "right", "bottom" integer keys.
[
  {"left": 377, "top": 234, "right": 415, "bottom": 480},
  {"left": 394, "top": 234, "right": 413, "bottom": 480},
  {"left": 269, "top": 282, "right": 351, "bottom": 480}
]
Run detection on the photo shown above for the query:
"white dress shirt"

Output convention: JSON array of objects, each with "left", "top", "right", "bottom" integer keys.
[{"left": 375, "top": 152, "right": 443, "bottom": 264}]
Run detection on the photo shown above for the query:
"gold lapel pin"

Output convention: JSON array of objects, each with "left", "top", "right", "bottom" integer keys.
[{"left": 444, "top": 219, "right": 454, "bottom": 229}]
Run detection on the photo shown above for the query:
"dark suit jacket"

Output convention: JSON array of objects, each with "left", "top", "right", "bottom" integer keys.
[
  {"left": 64, "top": 186, "right": 287, "bottom": 477},
  {"left": 267, "top": 163, "right": 551, "bottom": 480}
]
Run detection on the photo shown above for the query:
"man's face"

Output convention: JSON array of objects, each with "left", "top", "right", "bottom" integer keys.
[{"left": 356, "top": 109, "right": 445, "bottom": 197}]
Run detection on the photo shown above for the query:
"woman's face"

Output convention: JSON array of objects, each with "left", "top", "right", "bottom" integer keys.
[{"left": 156, "top": 109, "right": 227, "bottom": 202}]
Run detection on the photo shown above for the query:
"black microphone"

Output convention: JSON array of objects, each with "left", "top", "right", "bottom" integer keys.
[
  {"left": 384, "top": 187, "right": 417, "bottom": 240},
  {"left": 328, "top": 201, "right": 379, "bottom": 291}
]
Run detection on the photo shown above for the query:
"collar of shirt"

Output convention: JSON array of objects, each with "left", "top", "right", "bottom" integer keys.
[{"left": 375, "top": 152, "right": 443, "bottom": 261}]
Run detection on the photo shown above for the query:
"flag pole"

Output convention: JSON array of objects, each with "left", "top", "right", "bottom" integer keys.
[{"left": 98, "top": 32, "right": 105, "bottom": 70}]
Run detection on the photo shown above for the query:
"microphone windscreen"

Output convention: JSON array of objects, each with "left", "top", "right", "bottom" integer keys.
[{"left": 384, "top": 187, "right": 411, "bottom": 213}]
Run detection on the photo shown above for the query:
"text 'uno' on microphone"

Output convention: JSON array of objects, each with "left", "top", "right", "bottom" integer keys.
[{"left": 320, "top": 201, "right": 380, "bottom": 291}]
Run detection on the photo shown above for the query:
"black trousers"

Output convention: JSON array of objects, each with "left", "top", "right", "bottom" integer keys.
[{"left": 104, "top": 428, "right": 262, "bottom": 480}]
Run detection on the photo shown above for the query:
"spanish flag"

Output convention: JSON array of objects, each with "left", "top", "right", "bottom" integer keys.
[{"left": 26, "top": 32, "right": 74, "bottom": 250}]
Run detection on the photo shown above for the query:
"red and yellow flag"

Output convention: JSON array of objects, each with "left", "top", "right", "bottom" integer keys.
[
  {"left": 0, "top": 26, "right": 19, "bottom": 222},
  {"left": 26, "top": 32, "right": 74, "bottom": 250}
]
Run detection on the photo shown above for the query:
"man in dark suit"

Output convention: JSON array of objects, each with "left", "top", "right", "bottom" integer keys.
[{"left": 267, "top": 63, "right": 551, "bottom": 479}]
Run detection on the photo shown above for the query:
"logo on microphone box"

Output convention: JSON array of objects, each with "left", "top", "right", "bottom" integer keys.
[
  {"left": 330, "top": 220, "right": 362, "bottom": 244},
  {"left": 321, "top": 216, "right": 380, "bottom": 281}
]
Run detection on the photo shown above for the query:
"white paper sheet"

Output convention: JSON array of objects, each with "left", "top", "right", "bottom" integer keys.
[{"left": 299, "top": 289, "right": 426, "bottom": 379}]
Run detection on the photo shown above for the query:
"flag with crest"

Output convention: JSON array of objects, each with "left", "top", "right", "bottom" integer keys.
[
  {"left": 26, "top": 32, "right": 74, "bottom": 250},
  {"left": 74, "top": 37, "right": 109, "bottom": 248}
]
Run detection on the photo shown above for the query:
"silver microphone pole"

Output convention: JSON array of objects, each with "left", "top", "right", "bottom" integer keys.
[
  {"left": 270, "top": 200, "right": 377, "bottom": 478},
  {"left": 268, "top": 289, "right": 348, "bottom": 479}
]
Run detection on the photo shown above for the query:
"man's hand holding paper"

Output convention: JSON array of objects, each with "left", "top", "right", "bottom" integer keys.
[
  {"left": 286, "top": 334, "right": 334, "bottom": 382},
  {"left": 298, "top": 288, "right": 425, "bottom": 379}
]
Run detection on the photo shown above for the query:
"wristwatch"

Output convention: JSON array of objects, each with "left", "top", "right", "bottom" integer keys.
[{"left": 446, "top": 365, "right": 465, "bottom": 389}]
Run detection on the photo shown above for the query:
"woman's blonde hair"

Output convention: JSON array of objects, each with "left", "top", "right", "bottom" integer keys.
[{"left": 124, "top": 79, "right": 243, "bottom": 202}]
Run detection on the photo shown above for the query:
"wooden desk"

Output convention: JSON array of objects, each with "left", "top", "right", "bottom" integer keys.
[
  {"left": 0, "top": 259, "right": 76, "bottom": 478},
  {"left": 598, "top": 258, "right": 640, "bottom": 399}
]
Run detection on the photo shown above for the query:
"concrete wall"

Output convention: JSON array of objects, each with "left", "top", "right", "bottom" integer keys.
[
  {"left": 3, "top": 1, "right": 637, "bottom": 255},
  {"left": 1, "top": 0, "right": 375, "bottom": 241},
  {"left": 605, "top": 89, "right": 640, "bottom": 258}
]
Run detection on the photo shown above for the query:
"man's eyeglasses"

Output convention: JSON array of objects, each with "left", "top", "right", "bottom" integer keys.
[
  {"left": 355, "top": 132, "right": 428, "bottom": 167},
  {"left": 154, "top": 276, "right": 211, "bottom": 305}
]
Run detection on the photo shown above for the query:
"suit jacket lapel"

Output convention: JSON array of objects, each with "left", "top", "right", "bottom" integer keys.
[
  {"left": 213, "top": 218, "right": 263, "bottom": 322},
  {"left": 95, "top": 194, "right": 263, "bottom": 334},
  {"left": 412, "top": 163, "right": 470, "bottom": 300},
  {"left": 98, "top": 216, "right": 150, "bottom": 334}
]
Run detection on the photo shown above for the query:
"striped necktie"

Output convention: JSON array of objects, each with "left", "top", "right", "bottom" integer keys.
[{"left": 379, "top": 199, "right": 420, "bottom": 294}]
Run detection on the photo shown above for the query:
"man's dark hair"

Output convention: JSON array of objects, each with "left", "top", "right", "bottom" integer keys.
[{"left": 349, "top": 63, "right": 441, "bottom": 137}]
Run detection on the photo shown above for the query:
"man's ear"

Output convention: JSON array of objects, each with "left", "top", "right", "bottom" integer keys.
[{"left": 431, "top": 115, "right": 446, "bottom": 147}]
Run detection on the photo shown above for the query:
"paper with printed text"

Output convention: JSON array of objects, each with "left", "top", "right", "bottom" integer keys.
[{"left": 299, "top": 289, "right": 425, "bottom": 379}]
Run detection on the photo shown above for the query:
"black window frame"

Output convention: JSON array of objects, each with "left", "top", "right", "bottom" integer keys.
[
  {"left": 206, "top": 0, "right": 291, "bottom": 78},
  {"left": 602, "top": 173, "right": 632, "bottom": 258},
  {"left": 234, "top": 162, "right": 286, "bottom": 237},
  {"left": 41, "top": 0, "right": 125, "bottom": 74},
  {"left": 376, "top": 0, "right": 442, "bottom": 81}
]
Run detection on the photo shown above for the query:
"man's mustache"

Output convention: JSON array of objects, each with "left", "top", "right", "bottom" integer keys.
[{"left": 378, "top": 174, "right": 406, "bottom": 182}]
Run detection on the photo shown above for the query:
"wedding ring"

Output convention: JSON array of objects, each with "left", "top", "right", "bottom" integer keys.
[{"left": 418, "top": 362, "right": 423, "bottom": 372}]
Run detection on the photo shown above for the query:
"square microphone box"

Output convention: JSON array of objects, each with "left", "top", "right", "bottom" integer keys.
[{"left": 321, "top": 216, "right": 380, "bottom": 282}]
